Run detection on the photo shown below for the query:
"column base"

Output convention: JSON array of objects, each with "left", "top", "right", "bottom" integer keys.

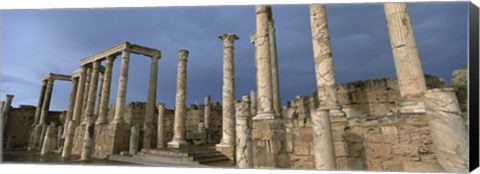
[
  {"left": 167, "top": 139, "right": 188, "bottom": 148},
  {"left": 253, "top": 112, "right": 276, "bottom": 120},
  {"left": 216, "top": 143, "right": 235, "bottom": 160},
  {"left": 399, "top": 101, "right": 425, "bottom": 114}
]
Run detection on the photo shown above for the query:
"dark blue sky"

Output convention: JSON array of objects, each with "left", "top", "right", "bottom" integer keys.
[{"left": 0, "top": 2, "right": 468, "bottom": 111}]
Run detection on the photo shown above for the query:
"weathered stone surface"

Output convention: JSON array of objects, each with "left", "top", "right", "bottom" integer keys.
[
  {"left": 424, "top": 88, "right": 468, "bottom": 173},
  {"left": 144, "top": 55, "right": 159, "bottom": 149},
  {"left": 40, "top": 124, "right": 56, "bottom": 156},
  {"left": 157, "top": 103, "right": 166, "bottom": 148},
  {"left": 311, "top": 109, "right": 336, "bottom": 169},
  {"left": 168, "top": 49, "right": 189, "bottom": 148},
  {"left": 129, "top": 124, "right": 140, "bottom": 155},
  {"left": 96, "top": 56, "right": 114, "bottom": 124},
  {"left": 112, "top": 50, "right": 130, "bottom": 124},
  {"left": 236, "top": 96, "right": 253, "bottom": 168}
]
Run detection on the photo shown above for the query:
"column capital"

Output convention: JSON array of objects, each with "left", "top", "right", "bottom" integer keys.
[
  {"left": 92, "top": 60, "right": 100, "bottom": 70},
  {"left": 178, "top": 49, "right": 189, "bottom": 61},
  {"left": 218, "top": 33, "right": 239, "bottom": 48},
  {"left": 121, "top": 49, "right": 131, "bottom": 59},
  {"left": 152, "top": 51, "right": 161, "bottom": 60},
  {"left": 157, "top": 103, "right": 165, "bottom": 109},
  {"left": 106, "top": 55, "right": 116, "bottom": 62},
  {"left": 6, "top": 94, "right": 14, "bottom": 99},
  {"left": 255, "top": 5, "right": 271, "bottom": 14}
]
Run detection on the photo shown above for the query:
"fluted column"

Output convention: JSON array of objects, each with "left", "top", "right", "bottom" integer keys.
[
  {"left": 62, "top": 66, "right": 87, "bottom": 159},
  {"left": 33, "top": 80, "right": 47, "bottom": 126},
  {"left": 424, "top": 88, "right": 468, "bottom": 173},
  {"left": 144, "top": 54, "right": 160, "bottom": 149},
  {"left": 309, "top": 4, "right": 345, "bottom": 117},
  {"left": 62, "top": 77, "right": 79, "bottom": 138},
  {"left": 96, "top": 56, "right": 115, "bottom": 124},
  {"left": 384, "top": 3, "right": 427, "bottom": 113},
  {"left": 112, "top": 50, "right": 131, "bottom": 124},
  {"left": 38, "top": 78, "right": 54, "bottom": 125},
  {"left": 218, "top": 33, "right": 239, "bottom": 148},
  {"left": 81, "top": 61, "right": 100, "bottom": 160},
  {"left": 157, "top": 103, "right": 166, "bottom": 148},
  {"left": 236, "top": 96, "right": 253, "bottom": 168},
  {"left": 168, "top": 49, "right": 189, "bottom": 148},
  {"left": 268, "top": 9, "right": 281, "bottom": 117},
  {"left": 253, "top": 6, "right": 275, "bottom": 120}
]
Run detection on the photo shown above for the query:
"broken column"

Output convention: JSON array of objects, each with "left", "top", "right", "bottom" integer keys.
[
  {"left": 168, "top": 49, "right": 189, "bottom": 148},
  {"left": 144, "top": 54, "right": 160, "bottom": 149},
  {"left": 157, "top": 103, "right": 166, "bottom": 148},
  {"left": 309, "top": 4, "right": 345, "bottom": 117},
  {"left": 384, "top": 2, "right": 427, "bottom": 114},
  {"left": 40, "top": 123, "right": 56, "bottom": 156},
  {"left": 96, "top": 56, "right": 115, "bottom": 124},
  {"left": 203, "top": 95, "right": 211, "bottom": 144},
  {"left": 236, "top": 96, "right": 253, "bottom": 168},
  {"left": 424, "top": 88, "right": 468, "bottom": 173},
  {"left": 130, "top": 124, "right": 140, "bottom": 155},
  {"left": 112, "top": 50, "right": 131, "bottom": 124},
  {"left": 62, "top": 66, "right": 87, "bottom": 159},
  {"left": 217, "top": 33, "right": 239, "bottom": 158},
  {"left": 81, "top": 60, "right": 100, "bottom": 160}
]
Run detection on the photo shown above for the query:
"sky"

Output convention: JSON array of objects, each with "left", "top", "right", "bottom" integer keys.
[{"left": 0, "top": 2, "right": 468, "bottom": 111}]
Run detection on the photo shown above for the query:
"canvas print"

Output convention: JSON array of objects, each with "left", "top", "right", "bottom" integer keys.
[{"left": 0, "top": 2, "right": 472, "bottom": 173}]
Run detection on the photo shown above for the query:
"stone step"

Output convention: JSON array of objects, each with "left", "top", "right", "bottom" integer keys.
[
  {"left": 140, "top": 149, "right": 189, "bottom": 157},
  {"left": 108, "top": 154, "right": 202, "bottom": 167},
  {"left": 137, "top": 152, "right": 198, "bottom": 165},
  {"left": 190, "top": 152, "right": 226, "bottom": 160},
  {"left": 198, "top": 156, "right": 230, "bottom": 164}
]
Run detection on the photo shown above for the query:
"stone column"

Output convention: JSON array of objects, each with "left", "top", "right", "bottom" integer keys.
[
  {"left": 384, "top": 3, "right": 427, "bottom": 114},
  {"left": 2, "top": 94, "right": 14, "bottom": 134},
  {"left": 96, "top": 56, "right": 115, "bottom": 124},
  {"left": 250, "top": 90, "right": 257, "bottom": 116},
  {"left": 236, "top": 96, "right": 253, "bottom": 168},
  {"left": 112, "top": 50, "right": 131, "bottom": 124},
  {"left": 424, "top": 88, "right": 468, "bottom": 173},
  {"left": 130, "top": 124, "right": 140, "bottom": 155},
  {"left": 203, "top": 95, "right": 211, "bottom": 144},
  {"left": 94, "top": 73, "right": 104, "bottom": 116},
  {"left": 253, "top": 6, "right": 275, "bottom": 120},
  {"left": 218, "top": 33, "right": 239, "bottom": 149},
  {"left": 38, "top": 78, "right": 54, "bottom": 125},
  {"left": 81, "top": 61, "right": 100, "bottom": 160},
  {"left": 62, "top": 66, "right": 87, "bottom": 159},
  {"left": 62, "top": 77, "right": 78, "bottom": 138},
  {"left": 309, "top": 4, "right": 345, "bottom": 117},
  {"left": 33, "top": 80, "right": 47, "bottom": 126},
  {"left": 267, "top": 9, "right": 281, "bottom": 117},
  {"left": 168, "top": 49, "right": 189, "bottom": 148},
  {"left": 311, "top": 108, "right": 336, "bottom": 169},
  {"left": 81, "top": 68, "right": 91, "bottom": 119},
  {"left": 144, "top": 54, "right": 160, "bottom": 149},
  {"left": 157, "top": 103, "right": 166, "bottom": 148},
  {"left": 40, "top": 123, "right": 55, "bottom": 156}
]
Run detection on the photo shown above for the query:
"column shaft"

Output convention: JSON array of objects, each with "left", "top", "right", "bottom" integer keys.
[
  {"left": 81, "top": 68, "right": 91, "bottom": 121},
  {"left": 309, "top": 4, "right": 345, "bottom": 117},
  {"left": 2, "top": 95, "right": 14, "bottom": 136},
  {"left": 203, "top": 96, "right": 211, "bottom": 144},
  {"left": 33, "top": 81, "right": 47, "bottom": 126},
  {"left": 168, "top": 49, "right": 189, "bottom": 148},
  {"left": 94, "top": 73, "right": 104, "bottom": 116},
  {"left": 250, "top": 90, "right": 257, "bottom": 116},
  {"left": 130, "top": 124, "right": 140, "bottom": 155},
  {"left": 384, "top": 3, "right": 427, "bottom": 113},
  {"left": 218, "top": 33, "right": 239, "bottom": 147},
  {"left": 312, "top": 109, "right": 336, "bottom": 169},
  {"left": 62, "top": 77, "right": 78, "bottom": 138},
  {"left": 268, "top": 12, "right": 281, "bottom": 117},
  {"left": 81, "top": 61, "right": 100, "bottom": 160},
  {"left": 40, "top": 124, "right": 55, "bottom": 156},
  {"left": 112, "top": 50, "right": 130, "bottom": 124},
  {"left": 96, "top": 56, "right": 115, "bottom": 124},
  {"left": 39, "top": 78, "right": 54, "bottom": 125},
  {"left": 253, "top": 6, "right": 275, "bottom": 120},
  {"left": 62, "top": 66, "right": 87, "bottom": 159},
  {"left": 236, "top": 96, "right": 253, "bottom": 168},
  {"left": 157, "top": 104, "right": 166, "bottom": 148},
  {"left": 144, "top": 55, "right": 159, "bottom": 149}
]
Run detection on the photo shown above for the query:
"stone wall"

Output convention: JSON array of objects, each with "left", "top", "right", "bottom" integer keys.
[
  {"left": 278, "top": 76, "right": 446, "bottom": 172},
  {"left": 3, "top": 105, "right": 64, "bottom": 149},
  {"left": 450, "top": 68, "right": 467, "bottom": 113}
]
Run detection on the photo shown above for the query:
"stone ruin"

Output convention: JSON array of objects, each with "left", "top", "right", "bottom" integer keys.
[{"left": 1, "top": 3, "right": 470, "bottom": 173}]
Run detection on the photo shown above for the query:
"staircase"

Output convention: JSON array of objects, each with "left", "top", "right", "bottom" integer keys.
[{"left": 108, "top": 145, "right": 232, "bottom": 167}]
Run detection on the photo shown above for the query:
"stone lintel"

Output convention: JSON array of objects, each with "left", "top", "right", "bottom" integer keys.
[
  {"left": 80, "top": 41, "right": 161, "bottom": 66},
  {"left": 42, "top": 73, "right": 72, "bottom": 81}
]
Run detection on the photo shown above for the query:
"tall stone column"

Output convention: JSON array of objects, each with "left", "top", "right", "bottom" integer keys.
[
  {"left": 38, "top": 78, "right": 54, "bottom": 125},
  {"left": 96, "top": 56, "right": 115, "bottom": 124},
  {"left": 253, "top": 6, "right": 275, "bottom": 120},
  {"left": 267, "top": 9, "right": 281, "bottom": 117},
  {"left": 203, "top": 96, "right": 211, "bottom": 144},
  {"left": 112, "top": 50, "right": 131, "bottom": 124},
  {"left": 168, "top": 49, "right": 189, "bottom": 148},
  {"left": 33, "top": 80, "right": 47, "bottom": 126},
  {"left": 62, "top": 66, "right": 87, "bottom": 159},
  {"left": 312, "top": 108, "right": 336, "bottom": 169},
  {"left": 236, "top": 96, "right": 253, "bottom": 168},
  {"left": 81, "top": 61, "right": 100, "bottom": 160},
  {"left": 2, "top": 94, "right": 14, "bottom": 134},
  {"left": 144, "top": 54, "right": 160, "bottom": 149},
  {"left": 62, "top": 77, "right": 79, "bottom": 138},
  {"left": 94, "top": 73, "right": 104, "bottom": 116},
  {"left": 384, "top": 3, "right": 427, "bottom": 114},
  {"left": 309, "top": 4, "right": 345, "bottom": 117},
  {"left": 157, "top": 103, "right": 166, "bottom": 148},
  {"left": 217, "top": 33, "right": 239, "bottom": 150},
  {"left": 424, "top": 88, "right": 468, "bottom": 173},
  {"left": 250, "top": 90, "right": 257, "bottom": 116},
  {"left": 81, "top": 68, "right": 91, "bottom": 119}
]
